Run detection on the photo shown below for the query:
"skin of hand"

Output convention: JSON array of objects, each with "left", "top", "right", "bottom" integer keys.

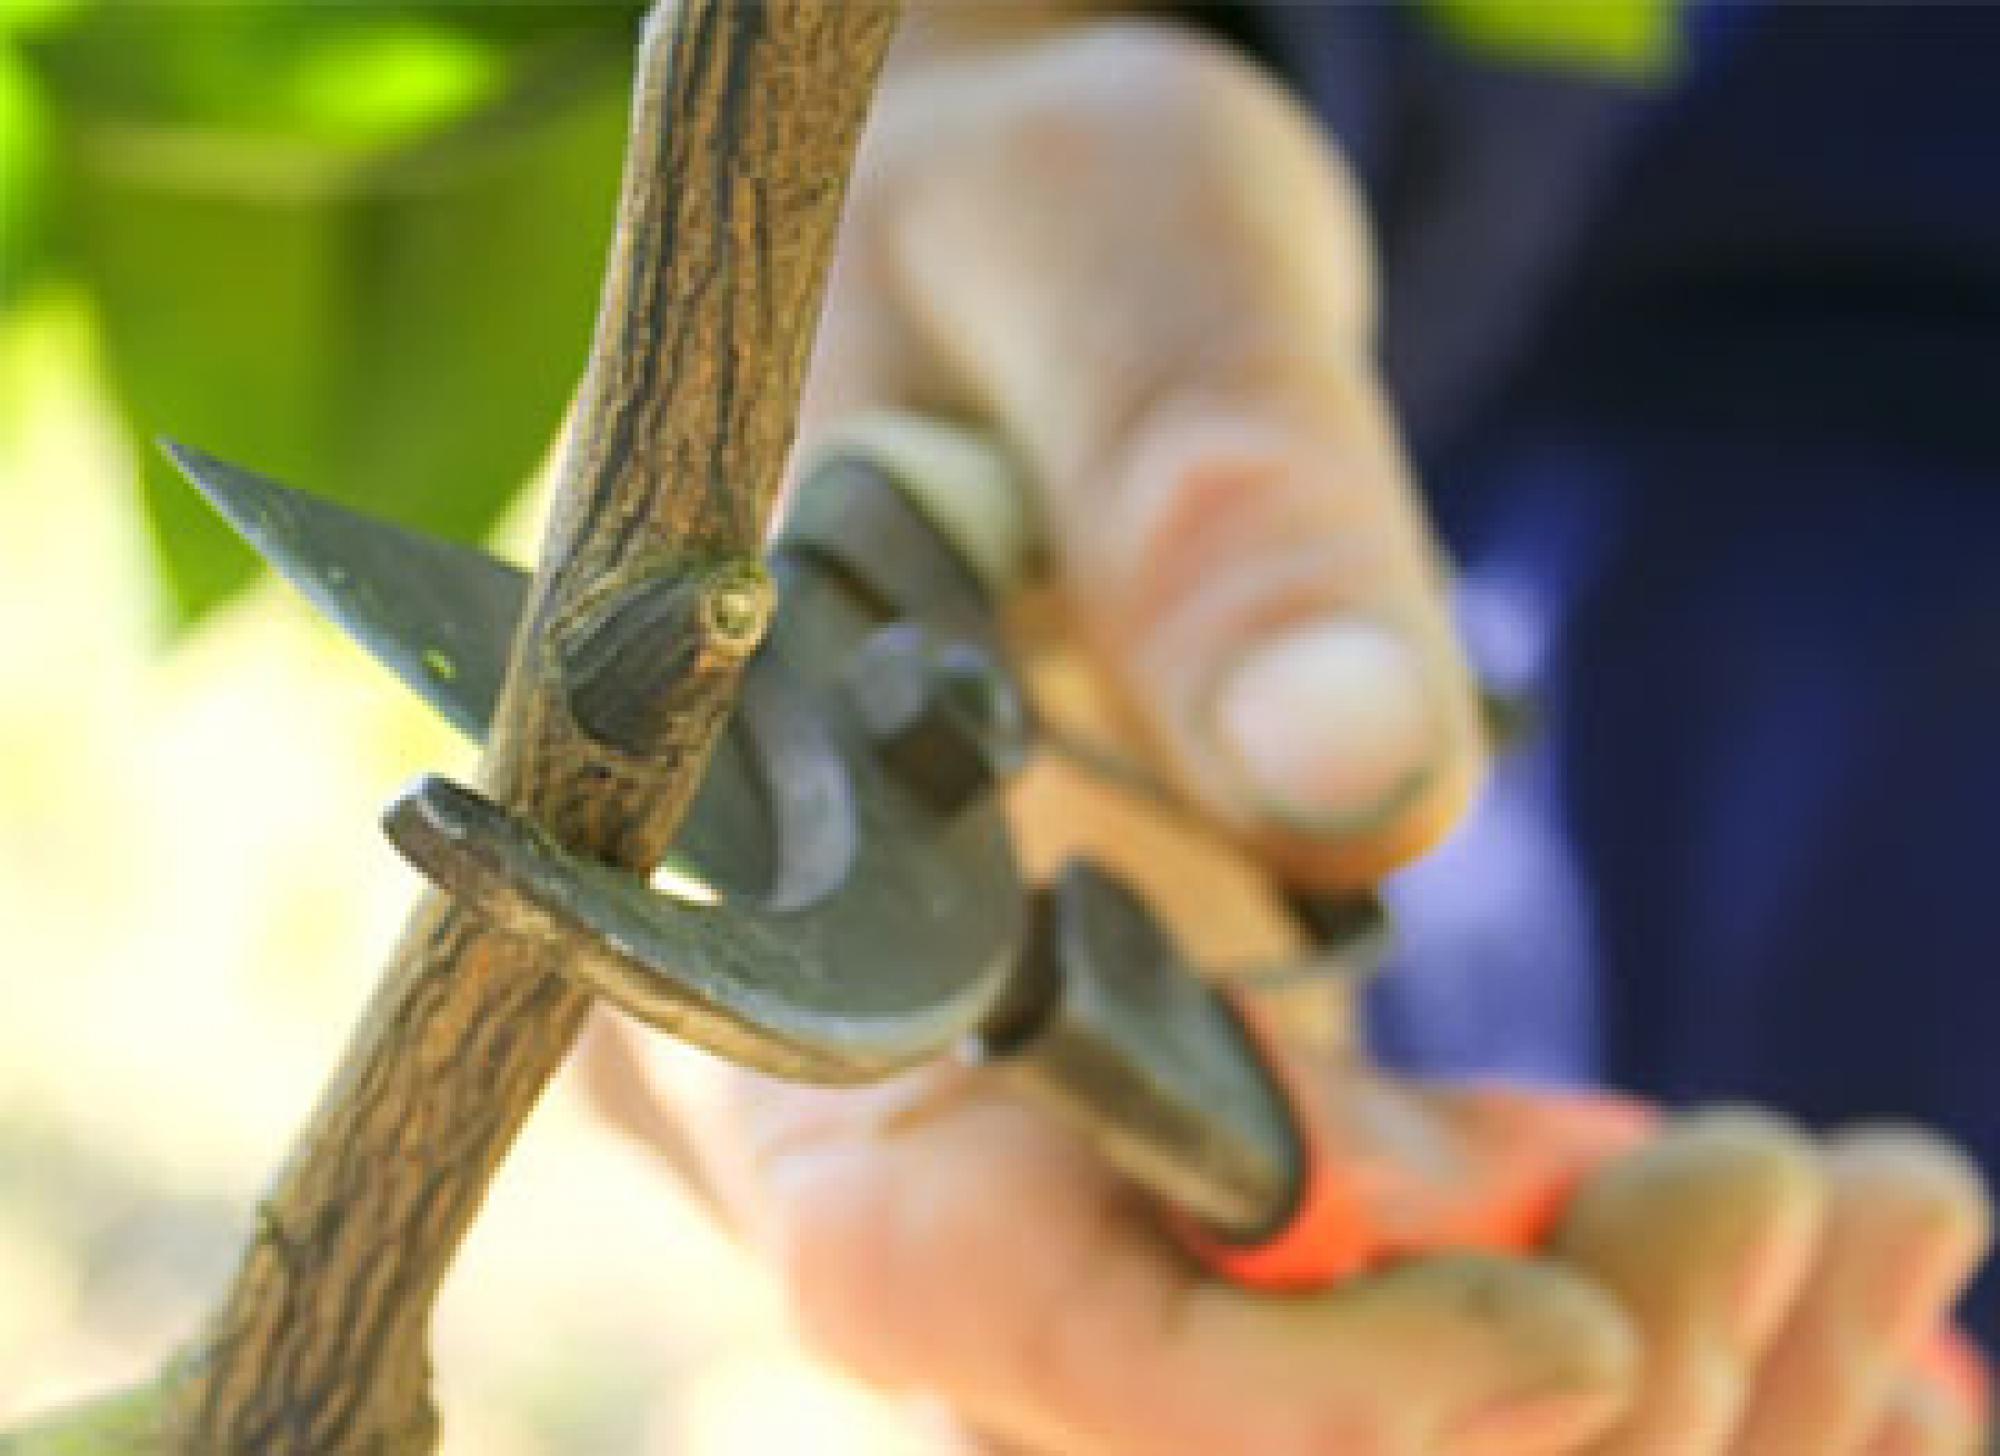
[{"left": 590, "top": 13, "right": 1994, "bottom": 1454}]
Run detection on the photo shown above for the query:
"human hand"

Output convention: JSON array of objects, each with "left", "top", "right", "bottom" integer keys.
[{"left": 602, "top": 16, "right": 1991, "bottom": 1453}]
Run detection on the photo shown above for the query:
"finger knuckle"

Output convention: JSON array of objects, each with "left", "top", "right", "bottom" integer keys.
[
  {"left": 767, "top": 1159, "right": 905, "bottom": 1384},
  {"left": 1044, "top": 17, "right": 1280, "bottom": 119},
  {"left": 1670, "top": 1104, "right": 1825, "bottom": 1208},
  {"left": 1379, "top": 1254, "right": 1639, "bottom": 1391},
  {"left": 1561, "top": 1106, "right": 1826, "bottom": 1267},
  {"left": 1829, "top": 1123, "right": 1994, "bottom": 1256},
  {"left": 892, "top": 16, "right": 1323, "bottom": 208}
]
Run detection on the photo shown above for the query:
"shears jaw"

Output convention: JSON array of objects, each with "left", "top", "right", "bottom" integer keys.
[
  {"left": 383, "top": 772, "right": 1018, "bottom": 1084},
  {"left": 161, "top": 438, "right": 1032, "bottom": 1084},
  {"left": 160, "top": 440, "right": 523, "bottom": 742}
]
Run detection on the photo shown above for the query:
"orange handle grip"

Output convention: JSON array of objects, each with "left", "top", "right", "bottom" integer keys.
[
  {"left": 1185, "top": 1078, "right": 1656, "bottom": 1291},
  {"left": 1175, "top": 1016, "right": 1987, "bottom": 1428},
  {"left": 1177, "top": 992, "right": 1657, "bottom": 1290}
]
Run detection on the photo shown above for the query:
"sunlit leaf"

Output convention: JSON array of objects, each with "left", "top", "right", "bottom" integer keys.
[
  {"left": 41, "top": 11, "right": 632, "bottom": 622},
  {"left": 1417, "top": 0, "right": 1683, "bottom": 81},
  {"left": 32, "top": 7, "right": 509, "bottom": 144},
  {"left": 0, "top": 42, "right": 50, "bottom": 305},
  {"left": 217, "top": 17, "right": 503, "bottom": 147},
  {"left": 0, "top": 0, "right": 88, "bottom": 40}
]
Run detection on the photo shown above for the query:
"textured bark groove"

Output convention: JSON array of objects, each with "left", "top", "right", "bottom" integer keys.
[{"left": 1, "top": 3, "right": 901, "bottom": 1452}]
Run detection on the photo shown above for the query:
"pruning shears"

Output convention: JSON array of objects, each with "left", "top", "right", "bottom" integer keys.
[{"left": 163, "top": 416, "right": 1626, "bottom": 1289}]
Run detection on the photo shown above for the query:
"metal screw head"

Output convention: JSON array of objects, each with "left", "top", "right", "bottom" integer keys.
[{"left": 846, "top": 623, "right": 1029, "bottom": 815}]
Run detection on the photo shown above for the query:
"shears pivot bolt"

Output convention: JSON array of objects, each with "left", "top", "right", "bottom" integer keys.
[{"left": 846, "top": 622, "right": 1029, "bottom": 816}]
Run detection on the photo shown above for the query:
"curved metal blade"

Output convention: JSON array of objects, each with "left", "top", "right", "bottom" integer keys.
[
  {"left": 385, "top": 767, "right": 1021, "bottom": 1084},
  {"left": 160, "top": 440, "right": 765, "bottom": 888},
  {"left": 160, "top": 441, "right": 1025, "bottom": 1080},
  {"left": 162, "top": 441, "right": 524, "bottom": 740}
]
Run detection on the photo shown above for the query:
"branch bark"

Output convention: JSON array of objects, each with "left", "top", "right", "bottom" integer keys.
[{"left": 3, "top": 3, "right": 900, "bottom": 1451}]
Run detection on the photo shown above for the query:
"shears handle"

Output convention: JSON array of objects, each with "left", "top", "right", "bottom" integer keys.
[
  {"left": 819, "top": 414, "right": 1986, "bottom": 1423},
  {"left": 824, "top": 414, "right": 1634, "bottom": 1267},
  {"left": 1187, "top": 1056, "right": 1987, "bottom": 1423},
  {"left": 1187, "top": 1042, "right": 1656, "bottom": 1290}
]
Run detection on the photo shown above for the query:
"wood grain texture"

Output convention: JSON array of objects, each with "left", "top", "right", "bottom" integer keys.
[{"left": 128, "top": 3, "right": 901, "bottom": 1451}]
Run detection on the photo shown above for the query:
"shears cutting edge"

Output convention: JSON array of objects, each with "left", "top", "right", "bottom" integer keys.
[{"left": 159, "top": 417, "right": 1613, "bottom": 1284}]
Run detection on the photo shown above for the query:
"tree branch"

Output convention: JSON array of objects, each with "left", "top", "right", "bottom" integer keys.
[{"left": 1, "top": 3, "right": 901, "bottom": 1451}]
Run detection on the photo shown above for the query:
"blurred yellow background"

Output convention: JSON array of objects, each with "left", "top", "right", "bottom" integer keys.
[{"left": 0, "top": 295, "right": 955, "bottom": 1453}]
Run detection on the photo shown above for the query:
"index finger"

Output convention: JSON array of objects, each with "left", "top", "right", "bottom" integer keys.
[{"left": 849, "top": 24, "right": 1486, "bottom": 888}]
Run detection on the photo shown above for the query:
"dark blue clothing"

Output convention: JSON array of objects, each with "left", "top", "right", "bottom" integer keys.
[{"left": 1203, "top": 3, "right": 2000, "bottom": 1337}]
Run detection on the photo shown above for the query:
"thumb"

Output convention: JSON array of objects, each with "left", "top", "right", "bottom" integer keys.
[
  {"left": 1069, "top": 400, "right": 1485, "bottom": 887},
  {"left": 877, "top": 27, "right": 1484, "bottom": 887}
]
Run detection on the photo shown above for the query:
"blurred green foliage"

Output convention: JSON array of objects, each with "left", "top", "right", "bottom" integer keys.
[{"left": 3, "top": 1, "right": 648, "bottom": 622}]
